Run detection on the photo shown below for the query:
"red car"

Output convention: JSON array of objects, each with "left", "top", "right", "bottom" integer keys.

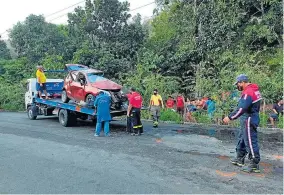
[{"left": 61, "top": 64, "right": 127, "bottom": 111}]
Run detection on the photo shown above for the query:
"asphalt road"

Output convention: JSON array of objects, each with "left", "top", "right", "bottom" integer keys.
[{"left": 0, "top": 112, "right": 283, "bottom": 194}]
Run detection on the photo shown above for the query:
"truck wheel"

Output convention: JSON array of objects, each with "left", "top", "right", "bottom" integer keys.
[
  {"left": 27, "top": 106, "right": 37, "bottom": 120},
  {"left": 58, "top": 109, "right": 76, "bottom": 127},
  {"left": 61, "top": 90, "right": 70, "bottom": 103}
]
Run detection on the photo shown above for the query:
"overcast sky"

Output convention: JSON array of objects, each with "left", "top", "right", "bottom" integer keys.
[{"left": 0, "top": 0, "right": 156, "bottom": 39}]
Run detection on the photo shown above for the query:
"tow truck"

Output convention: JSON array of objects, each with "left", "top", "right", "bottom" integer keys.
[{"left": 25, "top": 77, "right": 128, "bottom": 127}]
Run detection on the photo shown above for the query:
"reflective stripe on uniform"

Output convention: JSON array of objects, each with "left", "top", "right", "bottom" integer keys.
[
  {"left": 247, "top": 117, "right": 255, "bottom": 158},
  {"left": 133, "top": 125, "right": 143, "bottom": 129}
]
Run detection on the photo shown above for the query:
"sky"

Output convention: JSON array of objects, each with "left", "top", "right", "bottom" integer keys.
[{"left": 0, "top": 0, "right": 156, "bottom": 39}]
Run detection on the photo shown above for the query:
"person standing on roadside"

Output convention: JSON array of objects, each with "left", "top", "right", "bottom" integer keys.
[
  {"left": 94, "top": 91, "right": 112, "bottom": 137},
  {"left": 206, "top": 97, "right": 216, "bottom": 120},
  {"left": 269, "top": 99, "right": 284, "bottom": 128},
  {"left": 166, "top": 95, "right": 175, "bottom": 110},
  {"left": 127, "top": 87, "right": 143, "bottom": 136},
  {"left": 176, "top": 93, "right": 185, "bottom": 119},
  {"left": 36, "top": 65, "right": 50, "bottom": 99},
  {"left": 223, "top": 74, "right": 262, "bottom": 173},
  {"left": 149, "top": 89, "right": 164, "bottom": 127}
]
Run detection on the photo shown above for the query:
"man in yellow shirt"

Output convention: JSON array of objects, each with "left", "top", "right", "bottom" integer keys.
[
  {"left": 36, "top": 65, "right": 50, "bottom": 99},
  {"left": 149, "top": 89, "right": 164, "bottom": 127}
]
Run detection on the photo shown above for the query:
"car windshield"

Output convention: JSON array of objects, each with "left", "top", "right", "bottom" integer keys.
[{"left": 87, "top": 73, "right": 107, "bottom": 83}]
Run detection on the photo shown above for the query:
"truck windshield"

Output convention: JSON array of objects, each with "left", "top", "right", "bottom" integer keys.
[{"left": 87, "top": 73, "right": 107, "bottom": 83}]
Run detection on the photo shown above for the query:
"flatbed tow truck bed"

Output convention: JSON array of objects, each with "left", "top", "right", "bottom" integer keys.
[
  {"left": 35, "top": 98, "right": 97, "bottom": 116},
  {"left": 27, "top": 97, "right": 127, "bottom": 127}
]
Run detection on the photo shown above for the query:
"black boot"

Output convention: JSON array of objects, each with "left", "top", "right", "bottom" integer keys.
[
  {"left": 231, "top": 154, "right": 246, "bottom": 167},
  {"left": 241, "top": 159, "right": 260, "bottom": 173}
]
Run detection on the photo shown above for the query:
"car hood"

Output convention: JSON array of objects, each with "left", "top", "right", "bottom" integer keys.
[{"left": 91, "top": 80, "right": 122, "bottom": 90}]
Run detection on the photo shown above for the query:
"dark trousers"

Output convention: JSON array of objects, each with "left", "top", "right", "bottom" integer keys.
[
  {"left": 126, "top": 116, "right": 132, "bottom": 133},
  {"left": 131, "top": 108, "right": 143, "bottom": 134},
  {"left": 236, "top": 117, "right": 260, "bottom": 164}
]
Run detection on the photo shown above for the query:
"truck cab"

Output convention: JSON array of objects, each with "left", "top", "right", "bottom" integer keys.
[{"left": 25, "top": 78, "right": 64, "bottom": 109}]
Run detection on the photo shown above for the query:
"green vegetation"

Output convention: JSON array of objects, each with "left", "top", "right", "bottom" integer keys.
[
  {"left": 160, "top": 109, "right": 183, "bottom": 123},
  {"left": 0, "top": 0, "right": 282, "bottom": 128}
]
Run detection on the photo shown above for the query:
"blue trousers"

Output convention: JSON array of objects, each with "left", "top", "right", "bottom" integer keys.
[
  {"left": 236, "top": 117, "right": 260, "bottom": 163},
  {"left": 95, "top": 121, "right": 110, "bottom": 136}
]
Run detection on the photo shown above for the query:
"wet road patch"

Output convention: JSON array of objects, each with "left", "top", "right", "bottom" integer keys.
[
  {"left": 216, "top": 170, "right": 237, "bottom": 177},
  {"left": 155, "top": 138, "right": 162, "bottom": 143},
  {"left": 273, "top": 155, "right": 283, "bottom": 160},
  {"left": 218, "top": 155, "right": 230, "bottom": 160}
]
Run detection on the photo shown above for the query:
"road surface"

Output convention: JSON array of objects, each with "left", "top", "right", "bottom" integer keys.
[{"left": 0, "top": 112, "right": 283, "bottom": 194}]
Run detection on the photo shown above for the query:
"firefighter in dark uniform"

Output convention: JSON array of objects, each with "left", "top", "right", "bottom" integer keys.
[
  {"left": 223, "top": 74, "right": 262, "bottom": 173},
  {"left": 127, "top": 87, "right": 143, "bottom": 136}
]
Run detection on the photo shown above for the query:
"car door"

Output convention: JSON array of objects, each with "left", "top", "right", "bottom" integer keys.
[
  {"left": 71, "top": 72, "right": 86, "bottom": 101},
  {"left": 64, "top": 73, "right": 73, "bottom": 98},
  {"left": 66, "top": 72, "right": 78, "bottom": 99}
]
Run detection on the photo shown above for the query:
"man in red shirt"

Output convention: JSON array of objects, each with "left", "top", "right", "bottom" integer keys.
[
  {"left": 176, "top": 94, "right": 185, "bottom": 118},
  {"left": 127, "top": 87, "right": 143, "bottom": 136},
  {"left": 166, "top": 95, "right": 175, "bottom": 109}
]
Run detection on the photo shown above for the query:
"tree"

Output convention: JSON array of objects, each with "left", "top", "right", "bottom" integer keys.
[
  {"left": 68, "top": 0, "right": 146, "bottom": 78},
  {"left": 9, "top": 14, "right": 68, "bottom": 63},
  {"left": 0, "top": 40, "right": 11, "bottom": 60}
]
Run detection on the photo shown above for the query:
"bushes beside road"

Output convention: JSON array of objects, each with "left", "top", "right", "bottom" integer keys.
[{"left": 141, "top": 108, "right": 283, "bottom": 129}]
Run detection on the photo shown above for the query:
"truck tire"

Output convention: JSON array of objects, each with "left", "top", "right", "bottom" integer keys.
[
  {"left": 61, "top": 90, "right": 70, "bottom": 103},
  {"left": 58, "top": 109, "right": 77, "bottom": 127},
  {"left": 27, "top": 106, "right": 37, "bottom": 120}
]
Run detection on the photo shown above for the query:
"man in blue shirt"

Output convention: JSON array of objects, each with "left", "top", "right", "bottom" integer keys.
[
  {"left": 94, "top": 91, "right": 112, "bottom": 137},
  {"left": 206, "top": 97, "right": 216, "bottom": 120}
]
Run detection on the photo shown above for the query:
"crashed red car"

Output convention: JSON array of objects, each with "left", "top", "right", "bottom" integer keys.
[{"left": 61, "top": 64, "right": 128, "bottom": 111}]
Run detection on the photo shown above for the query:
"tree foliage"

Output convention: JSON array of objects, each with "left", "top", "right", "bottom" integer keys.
[
  {"left": 0, "top": 40, "right": 11, "bottom": 60},
  {"left": 0, "top": 0, "right": 282, "bottom": 113}
]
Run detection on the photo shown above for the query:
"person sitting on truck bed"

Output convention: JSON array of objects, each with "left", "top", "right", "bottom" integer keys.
[
  {"left": 36, "top": 65, "right": 50, "bottom": 99},
  {"left": 94, "top": 91, "right": 112, "bottom": 137}
]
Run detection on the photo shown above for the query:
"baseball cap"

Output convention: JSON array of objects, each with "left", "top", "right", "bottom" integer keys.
[
  {"left": 234, "top": 74, "right": 248, "bottom": 85},
  {"left": 36, "top": 65, "right": 43, "bottom": 69}
]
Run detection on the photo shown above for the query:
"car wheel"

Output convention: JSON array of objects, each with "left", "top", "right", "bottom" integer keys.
[{"left": 62, "top": 90, "right": 69, "bottom": 103}]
